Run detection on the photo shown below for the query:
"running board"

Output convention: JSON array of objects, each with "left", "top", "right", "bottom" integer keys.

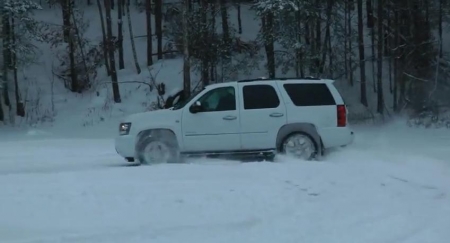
[
  {"left": 181, "top": 149, "right": 275, "bottom": 156},
  {"left": 181, "top": 149, "right": 276, "bottom": 160}
]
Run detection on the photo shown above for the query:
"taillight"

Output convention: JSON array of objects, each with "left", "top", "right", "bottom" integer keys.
[{"left": 337, "top": 105, "right": 346, "bottom": 127}]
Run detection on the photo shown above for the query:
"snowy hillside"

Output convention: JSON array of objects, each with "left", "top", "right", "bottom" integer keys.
[{"left": 0, "top": 1, "right": 422, "bottom": 132}]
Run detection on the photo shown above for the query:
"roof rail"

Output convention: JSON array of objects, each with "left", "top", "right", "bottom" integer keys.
[{"left": 237, "top": 76, "right": 321, "bottom": 83}]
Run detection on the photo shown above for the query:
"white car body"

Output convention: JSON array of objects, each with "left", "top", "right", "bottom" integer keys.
[{"left": 115, "top": 78, "right": 354, "bottom": 162}]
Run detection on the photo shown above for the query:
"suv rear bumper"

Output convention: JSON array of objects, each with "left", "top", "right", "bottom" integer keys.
[
  {"left": 115, "top": 135, "right": 135, "bottom": 159},
  {"left": 319, "top": 127, "right": 354, "bottom": 148}
]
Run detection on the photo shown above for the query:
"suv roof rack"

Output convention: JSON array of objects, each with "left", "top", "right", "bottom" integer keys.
[{"left": 237, "top": 77, "right": 321, "bottom": 83}]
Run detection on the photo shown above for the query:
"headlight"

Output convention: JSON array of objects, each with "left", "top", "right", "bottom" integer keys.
[{"left": 119, "top": 122, "right": 131, "bottom": 135}]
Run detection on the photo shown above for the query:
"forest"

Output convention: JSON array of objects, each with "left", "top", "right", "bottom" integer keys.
[{"left": 1, "top": 0, "right": 450, "bottom": 127}]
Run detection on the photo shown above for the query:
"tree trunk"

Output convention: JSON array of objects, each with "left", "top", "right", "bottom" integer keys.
[
  {"left": 155, "top": 0, "right": 163, "bottom": 60},
  {"left": 0, "top": 10, "right": 4, "bottom": 120},
  {"left": 10, "top": 17, "right": 24, "bottom": 117},
  {"left": 62, "top": 0, "right": 71, "bottom": 42},
  {"left": 182, "top": 0, "right": 191, "bottom": 97},
  {"left": 68, "top": 1, "right": 77, "bottom": 92},
  {"left": 126, "top": 0, "right": 141, "bottom": 74},
  {"left": 371, "top": 19, "right": 376, "bottom": 92},
  {"left": 439, "top": 0, "right": 443, "bottom": 58},
  {"left": 327, "top": 24, "right": 333, "bottom": 76},
  {"left": 105, "top": 0, "right": 122, "bottom": 102},
  {"left": 368, "top": 0, "right": 376, "bottom": 92},
  {"left": 319, "top": 0, "right": 333, "bottom": 74},
  {"left": 210, "top": 1, "right": 217, "bottom": 82},
  {"left": 118, "top": 0, "right": 125, "bottom": 69},
  {"left": 237, "top": 1, "right": 242, "bottom": 34},
  {"left": 344, "top": 0, "right": 348, "bottom": 79},
  {"left": 2, "top": 11, "right": 11, "bottom": 108},
  {"left": 393, "top": 7, "right": 399, "bottom": 112},
  {"left": 347, "top": 1, "right": 353, "bottom": 85},
  {"left": 145, "top": 0, "right": 153, "bottom": 66},
  {"left": 262, "top": 13, "right": 275, "bottom": 78},
  {"left": 295, "top": 7, "right": 304, "bottom": 77},
  {"left": 70, "top": 6, "right": 90, "bottom": 89},
  {"left": 304, "top": 20, "right": 310, "bottom": 45},
  {"left": 0, "top": 91, "right": 3, "bottom": 121},
  {"left": 201, "top": 0, "right": 209, "bottom": 86},
  {"left": 376, "top": 0, "right": 384, "bottom": 114},
  {"left": 366, "top": 0, "right": 374, "bottom": 28},
  {"left": 314, "top": 0, "right": 321, "bottom": 75},
  {"left": 384, "top": 12, "right": 390, "bottom": 56},
  {"left": 96, "top": 0, "right": 110, "bottom": 75},
  {"left": 220, "top": 0, "right": 231, "bottom": 49},
  {"left": 68, "top": 32, "right": 77, "bottom": 92},
  {"left": 357, "top": 0, "right": 368, "bottom": 106}
]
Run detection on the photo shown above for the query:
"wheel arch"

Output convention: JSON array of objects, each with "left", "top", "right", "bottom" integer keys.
[
  {"left": 136, "top": 128, "right": 179, "bottom": 148},
  {"left": 276, "top": 123, "right": 323, "bottom": 153}
]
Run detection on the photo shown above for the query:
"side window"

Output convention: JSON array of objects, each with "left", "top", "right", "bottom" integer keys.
[
  {"left": 283, "top": 83, "right": 336, "bottom": 106},
  {"left": 196, "top": 87, "right": 236, "bottom": 112},
  {"left": 243, "top": 84, "right": 280, "bottom": 109}
]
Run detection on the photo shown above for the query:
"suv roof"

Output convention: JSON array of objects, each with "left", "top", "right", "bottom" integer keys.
[
  {"left": 237, "top": 77, "right": 322, "bottom": 82},
  {"left": 205, "top": 77, "right": 335, "bottom": 89}
]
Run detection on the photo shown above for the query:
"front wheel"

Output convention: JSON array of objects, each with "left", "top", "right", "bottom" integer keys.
[
  {"left": 136, "top": 136, "right": 180, "bottom": 164},
  {"left": 280, "top": 133, "right": 317, "bottom": 160}
]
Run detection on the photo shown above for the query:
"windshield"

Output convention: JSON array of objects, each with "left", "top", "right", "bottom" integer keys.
[{"left": 172, "top": 88, "right": 205, "bottom": 110}]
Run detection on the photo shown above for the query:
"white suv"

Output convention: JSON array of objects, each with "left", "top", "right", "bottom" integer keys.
[{"left": 114, "top": 78, "right": 354, "bottom": 163}]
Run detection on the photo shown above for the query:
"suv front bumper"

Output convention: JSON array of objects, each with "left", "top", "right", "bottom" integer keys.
[{"left": 115, "top": 135, "right": 135, "bottom": 159}]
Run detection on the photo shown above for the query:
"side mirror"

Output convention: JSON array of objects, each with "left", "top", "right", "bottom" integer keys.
[{"left": 189, "top": 101, "right": 202, "bottom": 113}]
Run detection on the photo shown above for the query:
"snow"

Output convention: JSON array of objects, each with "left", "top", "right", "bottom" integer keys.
[{"left": 1, "top": 120, "right": 450, "bottom": 243}]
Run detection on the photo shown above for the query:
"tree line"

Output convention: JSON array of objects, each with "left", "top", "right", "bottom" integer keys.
[{"left": 0, "top": 0, "right": 449, "bottom": 125}]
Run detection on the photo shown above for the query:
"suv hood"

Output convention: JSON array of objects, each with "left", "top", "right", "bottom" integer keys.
[{"left": 122, "top": 109, "right": 181, "bottom": 125}]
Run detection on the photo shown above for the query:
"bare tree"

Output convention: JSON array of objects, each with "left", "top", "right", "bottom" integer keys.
[
  {"left": 145, "top": 0, "right": 153, "bottom": 66},
  {"left": 105, "top": 0, "right": 122, "bottom": 102},
  {"left": 182, "top": 0, "right": 191, "bottom": 97},
  {"left": 10, "top": 17, "right": 25, "bottom": 117},
  {"left": 357, "top": 0, "right": 368, "bottom": 106},
  {"left": 220, "top": 0, "right": 231, "bottom": 48},
  {"left": 262, "top": 12, "right": 275, "bottom": 78},
  {"left": 347, "top": 0, "right": 353, "bottom": 86},
  {"left": 155, "top": 0, "right": 163, "bottom": 60},
  {"left": 126, "top": 0, "right": 141, "bottom": 74},
  {"left": 439, "top": 0, "right": 443, "bottom": 58},
  {"left": 118, "top": 0, "right": 125, "bottom": 69},
  {"left": 376, "top": 0, "right": 384, "bottom": 114},
  {"left": 67, "top": 1, "right": 77, "bottom": 92},
  {"left": 2, "top": 9, "right": 11, "bottom": 109},
  {"left": 235, "top": 0, "right": 242, "bottom": 34},
  {"left": 62, "top": 0, "right": 71, "bottom": 42},
  {"left": 96, "top": 0, "right": 110, "bottom": 75}
]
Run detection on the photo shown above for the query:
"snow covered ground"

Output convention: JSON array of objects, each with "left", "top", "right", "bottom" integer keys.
[{"left": 1, "top": 120, "right": 450, "bottom": 243}]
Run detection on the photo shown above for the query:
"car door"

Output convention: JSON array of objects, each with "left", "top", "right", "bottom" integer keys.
[
  {"left": 238, "top": 82, "right": 287, "bottom": 150},
  {"left": 181, "top": 85, "right": 241, "bottom": 152}
]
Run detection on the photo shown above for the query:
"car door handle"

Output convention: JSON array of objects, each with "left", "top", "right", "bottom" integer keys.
[
  {"left": 269, "top": 113, "right": 284, "bottom": 117},
  {"left": 223, "top": 115, "right": 237, "bottom": 120}
]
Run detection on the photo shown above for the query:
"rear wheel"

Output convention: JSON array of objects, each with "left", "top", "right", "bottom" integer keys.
[
  {"left": 280, "top": 132, "right": 317, "bottom": 160},
  {"left": 136, "top": 136, "right": 180, "bottom": 164}
]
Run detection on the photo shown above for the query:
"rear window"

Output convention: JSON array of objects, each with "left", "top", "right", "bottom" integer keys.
[
  {"left": 283, "top": 83, "right": 336, "bottom": 106},
  {"left": 243, "top": 84, "right": 280, "bottom": 109}
]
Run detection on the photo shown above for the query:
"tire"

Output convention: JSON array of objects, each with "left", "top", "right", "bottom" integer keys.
[
  {"left": 279, "top": 132, "right": 318, "bottom": 161},
  {"left": 136, "top": 134, "right": 180, "bottom": 164}
]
